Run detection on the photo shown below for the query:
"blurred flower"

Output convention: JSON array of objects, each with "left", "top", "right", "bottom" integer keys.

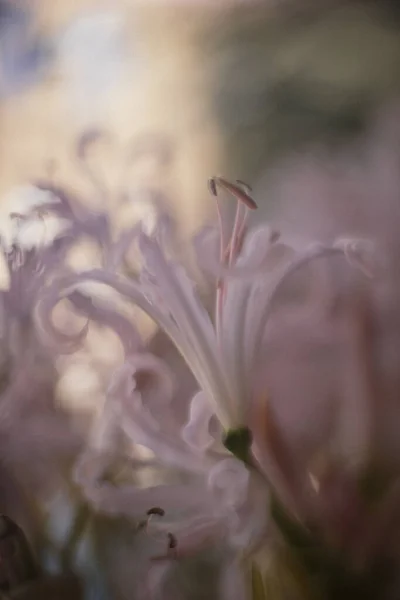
[
  {"left": 0, "top": 184, "right": 90, "bottom": 498},
  {"left": 35, "top": 171, "right": 388, "bottom": 599}
]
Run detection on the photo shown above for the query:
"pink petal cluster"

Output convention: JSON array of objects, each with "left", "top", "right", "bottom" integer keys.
[
  {"left": 4, "top": 125, "right": 400, "bottom": 599},
  {"left": 31, "top": 142, "right": 400, "bottom": 598}
]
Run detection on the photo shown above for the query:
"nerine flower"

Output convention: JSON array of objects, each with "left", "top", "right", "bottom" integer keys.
[
  {"left": 0, "top": 180, "right": 109, "bottom": 515},
  {"left": 33, "top": 173, "right": 386, "bottom": 599}
]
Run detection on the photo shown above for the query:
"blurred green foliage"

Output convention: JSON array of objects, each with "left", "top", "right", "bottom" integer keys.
[{"left": 203, "top": 2, "right": 400, "bottom": 178}]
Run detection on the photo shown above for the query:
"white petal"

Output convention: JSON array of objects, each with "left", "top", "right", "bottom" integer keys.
[
  {"left": 220, "top": 227, "right": 294, "bottom": 415},
  {"left": 249, "top": 244, "right": 346, "bottom": 370},
  {"left": 181, "top": 391, "right": 222, "bottom": 453},
  {"left": 208, "top": 459, "right": 269, "bottom": 548},
  {"left": 74, "top": 451, "right": 214, "bottom": 519},
  {"left": 208, "top": 458, "right": 250, "bottom": 511},
  {"left": 220, "top": 560, "right": 249, "bottom": 600},
  {"left": 139, "top": 234, "right": 234, "bottom": 427},
  {"left": 108, "top": 356, "right": 204, "bottom": 472}
]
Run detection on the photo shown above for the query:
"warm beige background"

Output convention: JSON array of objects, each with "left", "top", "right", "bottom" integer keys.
[
  {"left": 0, "top": 0, "right": 225, "bottom": 235},
  {"left": 0, "top": 0, "right": 234, "bottom": 417}
]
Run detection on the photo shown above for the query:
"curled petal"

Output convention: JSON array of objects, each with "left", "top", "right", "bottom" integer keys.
[
  {"left": 208, "top": 458, "right": 250, "bottom": 511},
  {"left": 109, "top": 353, "right": 176, "bottom": 416},
  {"left": 34, "top": 286, "right": 90, "bottom": 353},
  {"left": 152, "top": 515, "right": 225, "bottom": 560},
  {"left": 89, "top": 400, "right": 125, "bottom": 454},
  {"left": 35, "top": 270, "right": 175, "bottom": 356},
  {"left": 77, "top": 129, "right": 110, "bottom": 161},
  {"left": 105, "top": 224, "right": 141, "bottom": 270},
  {"left": 208, "top": 459, "right": 269, "bottom": 548},
  {"left": 108, "top": 356, "right": 204, "bottom": 471},
  {"left": 34, "top": 182, "right": 112, "bottom": 247},
  {"left": 37, "top": 257, "right": 231, "bottom": 427},
  {"left": 68, "top": 290, "right": 142, "bottom": 355},
  {"left": 73, "top": 449, "right": 121, "bottom": 491},
  {"left": 333, "top": 237, "right": 377, "bottom": 278},
  {"left": 39, "top": 269, "right": 181, "bottom": 347},
  {"left": 144, "top": 516, "right": 224, "bottom": 600},
  {"left": 75, "top": 452, "right": 214, "bottom": 518},
  {"left": 250, "top": 244, "right": 353, "bottom": 368},
  {"left": 181, "top": 392, "right": 221, "bottom": 453},
  {"left": 33, "top": 183, "right": 80, "bottom": 221},
  {"left": 166, "top": 515, "right": 224, "bottom": 555}
]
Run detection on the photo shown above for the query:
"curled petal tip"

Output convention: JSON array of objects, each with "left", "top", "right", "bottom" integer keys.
[{"left": 77, "top": 129, "right": 109, "bottom": 160}]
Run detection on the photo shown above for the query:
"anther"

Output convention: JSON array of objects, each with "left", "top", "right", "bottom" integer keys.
[
  {"left": 146, "top": 507, "right": 165, "bottom": 517},
  {"left": 167, "top": 532, "right": 178, "bottom": 556},
  {"left": 235, "top": 179, "right": 253, "bottom": 194},
  {"left": 77, "top": 129, "right": 104, "bottom": 160},
  {"left": 207, "top": 177, "right": 218, "bottom": 197},
  {"left": 269, "top": 230, "right": 280, "bottom": 244},
  {"left": 138, "top": 507, "right": 166, "bottom": 532},
  {"left": 209, "top": 176, "right": 258, "bottom": 210}
]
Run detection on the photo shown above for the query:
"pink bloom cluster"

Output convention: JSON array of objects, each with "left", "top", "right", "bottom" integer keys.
[
  {"left": 4, "top": 126, "right": 400, "bottom": 599},
  {"left": 25, "top": 135, "right": 398, "bottom": 598}
]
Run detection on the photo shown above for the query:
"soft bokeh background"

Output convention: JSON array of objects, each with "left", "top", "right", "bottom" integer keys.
[
  {"left": 0, "top": 0, "right": 223, "bottom": 227},
  {"left": 3, "top": 1, "right": 400, "bottom": 598}
]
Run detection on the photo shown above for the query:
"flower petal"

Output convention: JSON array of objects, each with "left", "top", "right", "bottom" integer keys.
[
  {"left": 181, "top": 391, "right": 222, "bottom": 453},
  {"left": 74, "top": 451, "right": 213, "bottom": 518},
  {"left": 208, "top": 459, "right": 269, "bottom": 548},
  {"left": 138, "top": 233, "right": 234, "bottom": 426},
  {"left": 208, "top": 458, "right": 250, "bottom": 511},
  {"left": 107, "top": 355, "right": 205, "bottom": 472},
  {"left": 219, "top": 559, "right": 248, "bottom": 600},
  {"left": 68, "top": 290, "right": 142, "bottom": 355}
]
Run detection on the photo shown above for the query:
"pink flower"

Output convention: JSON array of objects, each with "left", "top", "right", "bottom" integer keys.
[{"left": 35, "top": 172, "right": 378, "bottom": 600}]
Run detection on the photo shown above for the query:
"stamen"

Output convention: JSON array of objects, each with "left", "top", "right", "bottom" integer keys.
[
  {"left": 207, "top": 177, "right": 218, "bottom": 197},
  {"left": 137, "top": 520, "right": 148, "bottom": 531},
  {"left": 137, "top": 506, "right": 166, "bottom": 532},
  {"left": 228, "top": 200, "right": 245, "bottom": 267},
  {"left": 215, "top": 197, "right": 226, "bottom": 263},
  {"left": 235, "top": 179, "right": 253, "bottom": 194},
  {"left": 209, "top": 176, "right": 258, "bottom": 210},
  {"left": 167, "top": 532, "right": 177, "bottom": 550},
  {"left": 210, "top": 174, "right": 257, "bottom": 341},
  {"left": 146, "top": 507, "right": 166, "bottom": 517}
]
